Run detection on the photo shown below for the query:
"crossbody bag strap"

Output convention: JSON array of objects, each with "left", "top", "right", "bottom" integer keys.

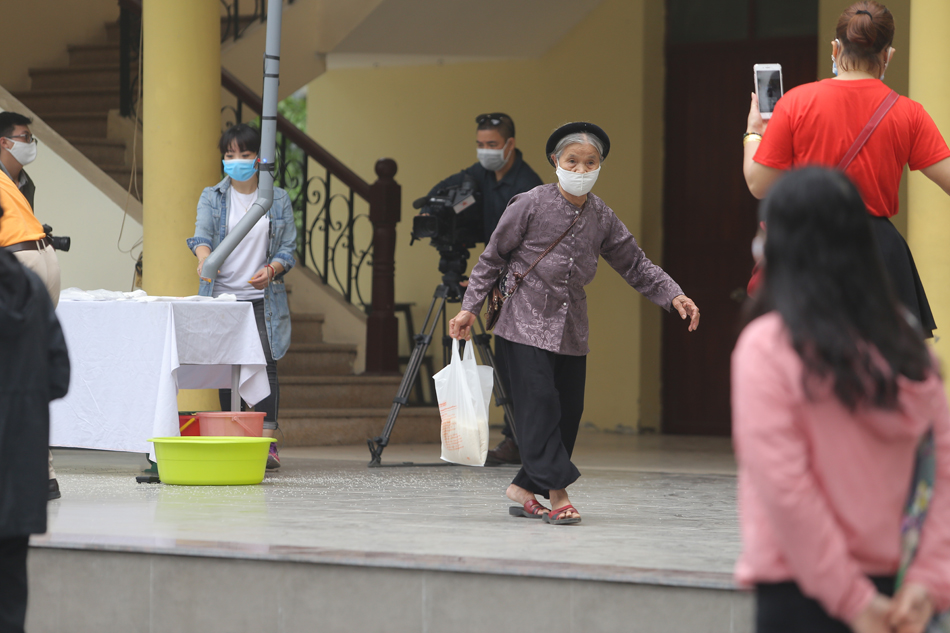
[
  {"left": 511, "top": 207, "right": 586, "bottom": 290},
  {"left": 836, "top": 90, "right": 899, "bottom": 173}
]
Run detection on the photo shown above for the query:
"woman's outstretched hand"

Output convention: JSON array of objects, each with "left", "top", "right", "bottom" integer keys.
[
  {"left": 747, "top": 93, "right": 768, "bottom": 136},
  {"left": 672, "top": 295, "right": 700, "bottom": 332},
  {"left": 888, "top": 583, "right": 934, "bottom": 633},
  {"left": 449, "top": 310, "right": 476, "bottom": 341}
]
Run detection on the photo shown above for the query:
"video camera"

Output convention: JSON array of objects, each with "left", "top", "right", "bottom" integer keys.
[
  {"left": 42, "top": 224, "right": 70, "bottom": 252},
  {"left": 410, "top": 174, "right": 483, "bottom": 251}
]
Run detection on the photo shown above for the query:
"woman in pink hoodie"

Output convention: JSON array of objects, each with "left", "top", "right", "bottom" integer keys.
[{"left": 732, "top": 168, "right": 950, "bottom": 633}]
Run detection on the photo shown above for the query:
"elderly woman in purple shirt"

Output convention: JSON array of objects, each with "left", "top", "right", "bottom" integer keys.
[{"left": 449, "top": 122, "right": 700, "bottom": 525}]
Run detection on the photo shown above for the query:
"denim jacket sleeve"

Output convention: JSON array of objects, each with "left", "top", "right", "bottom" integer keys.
[
  {"left": 270, "top": 188, "right": 297, "bottom": 273},
  {"left": 186, "top": 187, "right": 216, "bottom": 254}
]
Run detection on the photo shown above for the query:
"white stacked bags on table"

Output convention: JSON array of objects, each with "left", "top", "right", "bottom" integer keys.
[{"left": 433, "top": 339, "right": 494, "bottom": 465}]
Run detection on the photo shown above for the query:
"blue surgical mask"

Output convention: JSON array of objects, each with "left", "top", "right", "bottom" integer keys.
[{"left": 223, "top": 158, "right": 257, "bottom": 182}]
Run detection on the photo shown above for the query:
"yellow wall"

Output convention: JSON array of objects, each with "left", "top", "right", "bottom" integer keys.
[
  {"left": 307, "top": 0, "right": 667, "bottom": 432},
  {"left": 908, "top": 0, "right": 950, "bottom": 386}
]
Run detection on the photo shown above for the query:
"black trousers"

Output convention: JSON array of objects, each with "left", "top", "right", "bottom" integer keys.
[
  {"left": 219, "top": 298, "right": 280, "bottom": 430},
  {"left": 756, "top": 576, "right": 895, "bottom": 633},
  {"left": 0, "top": 536, "right": 29, "bottom": 633},
  {"left": 493, "top": 337, "right": 517, "bottom": 440},
  {"left": 496, "top": 337, "right": 586, "bottom": 498}
]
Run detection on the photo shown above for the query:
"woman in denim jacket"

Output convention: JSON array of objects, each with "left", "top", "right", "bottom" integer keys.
[{"left": 186, "top": 123, "right": 296, "bottom": 469}]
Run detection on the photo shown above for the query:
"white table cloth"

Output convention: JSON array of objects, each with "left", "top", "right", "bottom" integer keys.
[{"left": 50, "top": 300, "right": 269, "bottom": 453}]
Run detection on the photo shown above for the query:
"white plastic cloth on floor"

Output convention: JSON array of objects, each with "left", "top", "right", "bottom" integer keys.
[{"left": 50, "top": 299, "right": 268, "bottom": 453}]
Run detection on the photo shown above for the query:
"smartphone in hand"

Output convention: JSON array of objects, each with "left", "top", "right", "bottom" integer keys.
[{"left": 754, "top": 64, "right": 783, "bottom": 120}]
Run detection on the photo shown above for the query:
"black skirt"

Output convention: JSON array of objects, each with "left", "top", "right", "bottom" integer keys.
[
  {"left": 756, "top": 576, "right": 895, "bottom": 633},
  {"left": 868, "top": 216, "right": 936, "bottom": 338}
]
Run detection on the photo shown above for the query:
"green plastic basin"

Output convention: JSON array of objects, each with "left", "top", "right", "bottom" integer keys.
[{"left": 148, "top": 436, "right": 276, "bottom": 486}]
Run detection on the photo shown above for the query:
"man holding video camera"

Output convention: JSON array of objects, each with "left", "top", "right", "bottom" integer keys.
[
  {"left": 0, "top": 111, "right": 65, "bottom": 500},
  {"left": 424, "top": 113, "right": 543, "bottom": 465}
]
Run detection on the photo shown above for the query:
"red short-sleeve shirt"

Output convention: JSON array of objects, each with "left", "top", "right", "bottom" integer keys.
[{"left": 754, "top": 78, "right": 950, "bottom": 218}]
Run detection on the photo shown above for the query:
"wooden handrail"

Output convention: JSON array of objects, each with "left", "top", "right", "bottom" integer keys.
[{"left": 220, "top": 69, "right": 371, "bottom": 198}]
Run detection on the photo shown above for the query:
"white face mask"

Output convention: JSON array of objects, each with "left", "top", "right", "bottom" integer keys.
[
  {"left": 476, "top": 139, "right": 510, "bottom": 172},
  {"left": 751, "top": 234, "right": 765, "bottom": 262},
  {"left": 5, "top": 138, "right": 37, "bottom": 167},
  {"left": 555, "top": 164, "right": 600, "bottom": 196}
]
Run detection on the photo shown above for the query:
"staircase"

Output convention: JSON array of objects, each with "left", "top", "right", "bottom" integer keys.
[
  {"left": 10, "top": 6, "right": 424, "bottom": 448},
  {"left": 14, "top": 20, "right": 140, "bottom": 197},
  {"left": 279, "top": 311, "right": 442, "bottom": 446},
  {"left": 10, "top": 14, "right": 264, "bottom": 201}
]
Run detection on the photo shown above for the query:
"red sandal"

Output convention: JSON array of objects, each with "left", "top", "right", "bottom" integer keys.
[
  {"left": 508, "top": 499, "right": 550, "bottom": 519},
  {"left": 543, "top": 504, "right": 581, "bottom": 525}
]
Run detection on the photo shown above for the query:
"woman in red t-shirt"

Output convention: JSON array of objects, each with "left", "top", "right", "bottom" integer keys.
[{"left": 743, "top": 0, "right": 950, "bottom": 337}]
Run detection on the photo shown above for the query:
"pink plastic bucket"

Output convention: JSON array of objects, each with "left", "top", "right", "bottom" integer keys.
[{"left": 196, "top": 411, "right": 265, "bottom": 438}]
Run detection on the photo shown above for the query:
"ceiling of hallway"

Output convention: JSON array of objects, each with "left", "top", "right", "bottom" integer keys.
[{"left": 329, "top": 0, "right": 605, "bottom": 67}]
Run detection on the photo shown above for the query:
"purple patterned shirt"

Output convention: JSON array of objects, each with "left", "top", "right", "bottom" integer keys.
[{"left": 461, "top": 183, "right": 684, "bottom": 356}]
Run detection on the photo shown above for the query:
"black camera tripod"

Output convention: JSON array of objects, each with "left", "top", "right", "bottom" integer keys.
[{"left": 367, "top": 250, "right": 515, "bottom": 467}]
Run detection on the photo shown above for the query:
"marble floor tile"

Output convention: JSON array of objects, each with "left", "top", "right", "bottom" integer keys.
[{"left": 43, "top": 433, "right": 740, "bottom": 582}]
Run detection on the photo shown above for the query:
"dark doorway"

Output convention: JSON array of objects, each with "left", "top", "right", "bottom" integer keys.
[{"left": 661, "top": 0, "right": 818, "bottom": 435}]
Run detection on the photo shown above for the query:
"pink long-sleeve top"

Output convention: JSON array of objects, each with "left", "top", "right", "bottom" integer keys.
[{"left": 731, "top": 312, "right": 950, "bottom": 623}]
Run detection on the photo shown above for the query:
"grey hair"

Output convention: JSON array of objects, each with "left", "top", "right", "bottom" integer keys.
[{"left": 552, "top": 132, "right": 605, "bottom": 163}]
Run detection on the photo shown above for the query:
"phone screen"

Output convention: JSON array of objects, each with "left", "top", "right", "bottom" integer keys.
[{"left": 756, "top": 69, "right": 783, "bottom": 115}]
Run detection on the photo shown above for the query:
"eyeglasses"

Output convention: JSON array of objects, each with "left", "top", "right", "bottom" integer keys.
[
  {"left": 476, "top": 113, "right": 512, "bottom": 127},
  {"left": 5, "top": 133, "right": 35, "bottom": 144}
]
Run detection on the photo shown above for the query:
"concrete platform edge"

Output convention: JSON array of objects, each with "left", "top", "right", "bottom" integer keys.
[{"left": 30, "top": 532, "right": 739, "bottom": 591}]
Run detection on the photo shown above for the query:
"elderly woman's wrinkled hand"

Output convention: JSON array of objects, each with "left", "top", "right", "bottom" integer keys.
[
  {"left": 449, "top": 310, "right": 476, "bottom": 341},
  {"left": 672, "top": 295, "right": 700, "bottom": 332},
  {"left": 747, "top": 93, "right": 768, "bottom": 136}
]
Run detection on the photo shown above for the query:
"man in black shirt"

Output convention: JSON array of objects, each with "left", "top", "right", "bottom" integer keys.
[{"left": 426, "top": 113, "right": 542, "bottom": 465}]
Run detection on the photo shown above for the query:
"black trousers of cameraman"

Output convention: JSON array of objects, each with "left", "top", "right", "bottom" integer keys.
[{"left": 493, "top": 338, "right": 517, "bottom": 441}]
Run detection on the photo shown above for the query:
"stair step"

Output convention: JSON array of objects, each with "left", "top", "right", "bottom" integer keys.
[
  {"left": 219, "top": 15, "right": 264, "bottom": 40},
  {"left": 281, "top": 375, "right": 402, "bottom": 409},
  {"left": 68, "top": 43, "right": 120, "bottom": 67},
  {"left": 99, "top": 164, "right": 143, "bottom": 198},
  {"left": 14, "top": 88, "right": 120, "bottom": 115},
  {"left": 105, "top": 21, "right": 120, "bottom": 43},
  {"left": 65, "top": 137, "right": 127, "bottom": 165},
  {"left": 40, "top": 112, "right": 109, "bottom": 138},
  {"left": 290, "top": 313, "right": 325, "bottom": 344},
  {"left": 29, "top": 65, "right": 122, "bottom": 90},
  {"left": 106, "top": 16, "right": 262, "bottom": 44},
  {"left": 277, "top": 407, "right": 441, "bottom": 447},
  {"left": 278, "top": 342, "right": 358, "bottom": 376}
]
